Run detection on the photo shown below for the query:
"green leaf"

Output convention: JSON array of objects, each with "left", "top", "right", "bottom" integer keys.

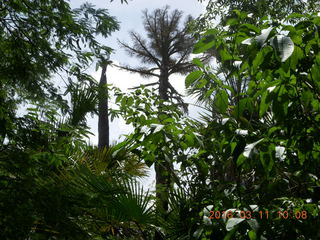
[
  {"left": 237, "top": 153, "right": 246, "bottom": 166},
  {"left": 259, "top": 91, "right": 270, "bottom": 118},
  {"left": 180, "top": 141, "right": 188, "bottom": 150},
  {"left": 301, "top": 90, "right": 313, "bottom": 108},
  {"left": 240, "top": 23, "right": 260, "bottom": 33},
  {"left": 186, "top": 70, "right": 203, "bottom": 88},
  {"left": 222, "top": 85, "right": 235, "bottom": 95},
  {"left": 298, "top": 151, "right": 306, "bottom": 165},
  {"left": 289, "top": 46, "right": 304, "bottom": 69},
  {"left": 272, "top": 86, "right": 289, "bottom": 118},
  {"left": 226, "top": 18, "right": 238, "bottom": 26},
  {"left": 223, "top": 227, "right": 237, "bottom": 240},
  {"left": 312, "top": 99, "right": 320, "bottom": 112},
  {"left": 127, "top": 96, "right": 134, "bottom": 106},
  {"left": 230, "top": 142, "right": 237, "bottom": 154},
  {"left": 219, "top": 49, "right": 236, "bottom": 61},
  {"left": 233, "top": 98, "right": 253, "bottom": 118},
  {"left": 213, "top": 90, "right": 228, "bottom": 114},
  {"left": 193, "top": 34, "right": 215, "bottom": 54},
  {"left": 197, "top": 159, "right": 209, "bottom": 176},
  {"left": 121, "top": 97, "right": 127, "bottom": 108},
  {"left": 248, "top": 230, "right": 257, "bottom": 240},
  {"left": 260, "top": 144, "right": 275, "bottom": 174},
  {"left": 252, "top": 46, "right": 272, "bottom": 72},
  {"left": 311, "top": 62, "right": 320, "bottom": 82},
  {"left": 192, "top": 58, "right": 204, "bottom": 68},
  {"left": 196, "top": 79, "right": 208, "bottom": 88},
  {"left": 285, "top": 13, "right": 305, "bottom": 20},
  {"left": 185, "top": 134, "right": 195, "bottom": 146}
]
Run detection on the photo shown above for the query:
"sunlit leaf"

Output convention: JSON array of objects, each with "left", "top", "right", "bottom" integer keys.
[
  {"left": 271, "top": 35, "right": 294, "bottom": 62},
  {"left": 226, "top": 218, "right": 245, "bottom": 231},
  {"left": 243, "top": 139, "right": 264, "bottom": 158}
]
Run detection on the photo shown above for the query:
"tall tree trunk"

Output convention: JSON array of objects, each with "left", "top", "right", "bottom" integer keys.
[
  {"left": 155, "top": 160, "right": 171, "bottom": 209},
  {"left": 159, "top": 71, "right": 169, "bottom": 100},
  {"left": 98, "top": 65, "right": 109, "bottom": 149},
  {"left": 154, "top": 70, "right": 172, "bottom": 240}
]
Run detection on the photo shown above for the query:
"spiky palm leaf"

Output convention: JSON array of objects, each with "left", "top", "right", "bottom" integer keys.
[
  {"left": 65, "top": 80, "right": 98, "bottom": 127},
  {"left": 76, "top": 142, "right": 149, "bottom": 178},
  {"left": 157, "top": 188, "right": 198, "bottom": 240},
  {"left": 69, "top": 165, "right": 155, "bottom": 239}
]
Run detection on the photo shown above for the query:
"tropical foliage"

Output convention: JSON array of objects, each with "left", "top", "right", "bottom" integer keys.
[
  {"left": 0, "top": 0, "right": 153, "bottom": 239},
  {"left": 1, "top": 0, "right": 320, "bottom": 240},
  {"left": 117, "top": 7, "right": 197, "bottom": 227},
  {"left": 181, "top": 11, "right": 320, "bottom": 239}
]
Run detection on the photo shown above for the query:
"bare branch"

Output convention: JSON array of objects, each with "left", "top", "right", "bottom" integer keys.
[
  {"left": 118, "top": 39, "right": 158, "bottom": 66},
  {"left": 129, "top": 32, "right": 162, "bottom": 68},
  {"left": 113, "top": 63, "right": 160, "bottom": 78}
]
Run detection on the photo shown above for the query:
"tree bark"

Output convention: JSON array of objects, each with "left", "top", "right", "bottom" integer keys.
[
  {"left": 159, "top": 71, "right": 169, "bottom": 100},
  {"left": 98, "top": 65, "right": 109, "bottom": 149},
  {"left": 154, "top": 69, "right": 172, "bottom": 240},
  {"left": 154, "top": 160, "right": 171, "bottom": 240}
]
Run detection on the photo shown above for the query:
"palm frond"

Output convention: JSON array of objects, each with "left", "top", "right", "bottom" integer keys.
[
  {"left": 68, "top": 165, "right": 155, "bottom": 238},
  {"left": 65, "top": 81, "right": 98, "bottom": 126},
  {"left": 158, "top": 188, "right": 198, "bottom": 239},
  {"left": 112, "top": 179, "right": 155, "bottom": 225},
  {"left": 77, "top": 143, "right": 149, "bottom": 178}
]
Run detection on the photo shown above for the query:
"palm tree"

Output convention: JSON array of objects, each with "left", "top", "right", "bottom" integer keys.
[{"left": 118, "top": 6, "right": 196, "bottom": 229}]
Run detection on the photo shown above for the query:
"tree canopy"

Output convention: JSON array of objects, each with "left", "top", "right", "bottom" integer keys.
[
  {"left": 118, "top": 6, "right": 195, "bottom": 105},
  {"left": 1, "top": 0, "right": 320, "bottom": 239}
]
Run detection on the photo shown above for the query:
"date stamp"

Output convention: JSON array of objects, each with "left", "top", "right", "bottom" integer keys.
[{"left": 208, "top": 210, "right": 308, "bottom": 220}]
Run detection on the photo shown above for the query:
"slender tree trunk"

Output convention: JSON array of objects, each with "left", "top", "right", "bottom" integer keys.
[
  {"left": 98, "top": 65, "right": 109, "bottom": 149},
  {"left": 154, "top": 69, "right": 172, "bottom": 240}
]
